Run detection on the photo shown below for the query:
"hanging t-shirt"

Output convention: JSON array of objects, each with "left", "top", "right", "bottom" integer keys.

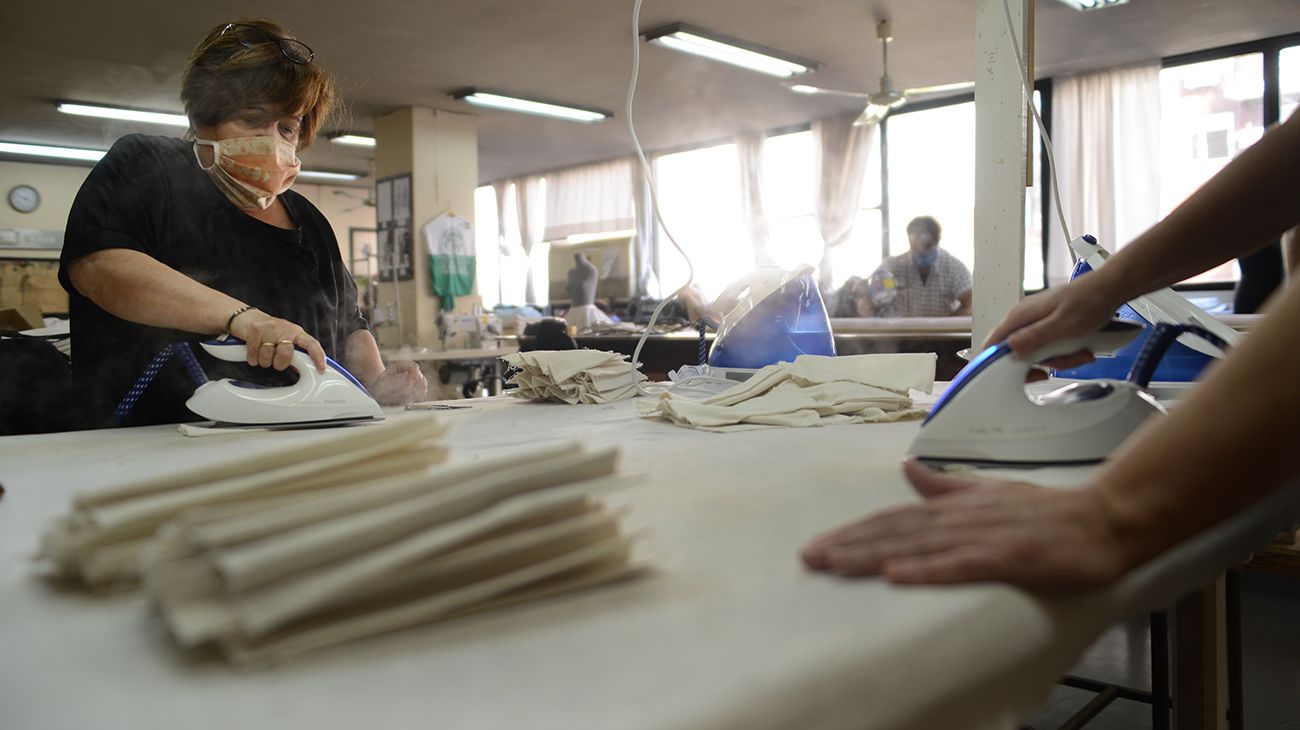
[
  {"left": 59, "top": 134, "right": 366, "bottom": 428},
  {"left": 423, "top": 213, "right": 475, "bottom": 311}
]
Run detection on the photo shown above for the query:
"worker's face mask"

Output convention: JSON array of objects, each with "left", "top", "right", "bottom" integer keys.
[
  {"left": 912, "top": 249, "right": 939, "bottom": 268},
  {"left": 193, "top": 135, "right": 300, "bottom": 210}
]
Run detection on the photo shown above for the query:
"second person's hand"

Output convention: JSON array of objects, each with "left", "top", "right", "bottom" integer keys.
[{"left": 982, "top": 274, "right": 1122, "bottom": 375}]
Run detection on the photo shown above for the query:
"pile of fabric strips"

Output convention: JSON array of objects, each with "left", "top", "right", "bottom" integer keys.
[
  {"left": 502, "top": 350, "right": 645, "bottom": 404},
  {"left": 638, "top": 353, "right": 936, "bottom": 432}
]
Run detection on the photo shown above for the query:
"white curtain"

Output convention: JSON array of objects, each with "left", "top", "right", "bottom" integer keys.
[
  {"left": 632, "top": 160, "right": 659, "bottom": 298},
  {"left": 1048, "top": 63, "right": 1162, "bottom": 285},
  {"left": 813, "top": 112, "right": 878, "bottom": 290},
  {"left": 514, "top": 175, "right": 546, "bottom": 304},
  {"left": 491, "top": 180, "right": 511, "bottom": 257},
  {"left": 736, "top": 132, "right": 774, "bottom": 268},
  {"left": 543, "top": 158, "right": 636, "bottom": 241}
]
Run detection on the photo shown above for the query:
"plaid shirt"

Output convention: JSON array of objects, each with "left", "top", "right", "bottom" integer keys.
[{"left": 874, "top": 248, "right": 973, "bottom": 317}]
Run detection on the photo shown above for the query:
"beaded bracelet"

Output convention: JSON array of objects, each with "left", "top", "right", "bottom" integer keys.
[{"left": 224, "top": 305, "right": 255, "bottom": 335}]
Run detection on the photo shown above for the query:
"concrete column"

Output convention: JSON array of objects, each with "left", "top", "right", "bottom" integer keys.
[
  {"left": 372, "top": 107, "right": 478, "bottom": 350},
  {"left": 972, "top": 0, "right": 1030, "bottom": 348}
]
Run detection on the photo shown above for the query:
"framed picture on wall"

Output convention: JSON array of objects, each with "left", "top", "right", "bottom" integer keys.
[{"left": 375, "top": 174, "right": 414, "bottom": 281}]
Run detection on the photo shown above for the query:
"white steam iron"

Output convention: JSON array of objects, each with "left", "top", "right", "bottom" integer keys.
[
  {"left": 186, "top": 339, "right": 384, "bottom": 427},
  {"left": 909, "top": 320, "right": 1164, "bottom": 465}
]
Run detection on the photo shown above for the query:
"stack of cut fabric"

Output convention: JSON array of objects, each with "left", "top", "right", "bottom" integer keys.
[
  {"left": 502, "top": 350, "right": 645, "bottom": 404},
  {"left": 38, "top": 414, "right": 641, "bottom": 664},
  {"left": 40, "top": 416, "right": 450, "bottom": 591},
  {"left": 140, "top": 445, "right": 638, "bottom": 665},
  {"left": 638, "top": 353, "right": 936, "bottom": 432}
]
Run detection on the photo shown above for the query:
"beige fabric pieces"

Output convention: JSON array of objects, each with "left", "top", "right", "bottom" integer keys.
[
  {"left": 39, "top": 415, "right": 451, "bottom": 590},
  {"left": 638, "top": 353, "right": 936, "bottom": 432},
  {"left": 38, "top": 410, "right": 641, "bottom": 665},
  {"left": 140, "top": 444, "right": 639, "bottom": 666},
  {"left": 502, "top": 350, "right": 645, "bottom": 404}
]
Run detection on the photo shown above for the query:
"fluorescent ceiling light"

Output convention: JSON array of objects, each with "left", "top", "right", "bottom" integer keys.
[
  {"left": 451, "top": 89, "right": 611, "bottom": 123},
  {"left": 296, "top": 170, "right": 364, "bottom": 182},
  {"left": 57, "top": 102, "right": 188, "bottom": 127},
  {"left": 0, "top": 141, "right": 106, "bottom": 162},
  {"left": 564, "top": 229, "right": 636, "bottom": 245},
  {"left": 642, "top": 23, "right": 820, "bottom": 78},
  {"left": 1056, "top": 0, "right": 1129, "bottom": 10},
  {"left": 331, "top": 134, "right": 376, "bottom": 148}
]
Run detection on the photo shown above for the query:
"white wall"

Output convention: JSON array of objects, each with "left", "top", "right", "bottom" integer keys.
[
  {"left": 291, "top": 182, "right": 376, "bottom": 270},
  {"left": 0, "top": 160, "right": 91, "bottom": 233}
]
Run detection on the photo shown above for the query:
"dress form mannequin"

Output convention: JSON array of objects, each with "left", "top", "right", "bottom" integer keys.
[
  {"left": 564, "top": 252, "right": 612, "bottom": 331},
  {"left": 567, "top": 253, "right": 598, "bottom": 306}
]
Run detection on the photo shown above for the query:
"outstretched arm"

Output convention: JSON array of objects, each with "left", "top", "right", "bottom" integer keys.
[
  {"left": 802, "top": 276, "right": 1300, "bottom": 592},
  {"left": 986, "top": 111, "right": 1300, "bottom": 355},
  {"left": 68, "top": 248, "right": 327, "bottom": 371}
]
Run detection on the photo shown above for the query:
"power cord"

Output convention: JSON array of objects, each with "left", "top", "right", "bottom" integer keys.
[
  {"left": 999, "top": 0, "right": 1073, "bottom": 248},
  {"left": 626, "top": 0, "right": 700, "bottom": 390}
]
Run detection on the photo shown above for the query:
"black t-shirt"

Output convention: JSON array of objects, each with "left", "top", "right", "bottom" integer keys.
[{"left": 59, "top": 134, "right": 365, "bottom": 428}]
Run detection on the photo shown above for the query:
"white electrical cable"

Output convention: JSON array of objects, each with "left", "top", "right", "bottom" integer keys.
[
  {"left": 626, "top": 0, "right": 699, "bottom": 388},
  {"left": 1000, "top": 0, "right": 1074, "bottom": 249}
]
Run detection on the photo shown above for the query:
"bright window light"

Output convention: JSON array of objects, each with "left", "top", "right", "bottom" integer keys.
[
  {"left": 57, "top": 102, "right": 188, "bottom": 127},
  {"left": 453, "top": 89, "right": 610, "bottom": 123},
  {"left": 643, "top": 23, "right": 819, "bottom": 78},
  {"left": 0, "top": 141, "right": 105, "bottom": 162},
  {"left": 331, "top": 134, "right": 377, "bottom": 148}
]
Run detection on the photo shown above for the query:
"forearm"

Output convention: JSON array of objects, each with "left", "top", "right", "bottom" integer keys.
[
  {"left": 1092, "top": 279, "right": 1300, "bottom": 567},
  {"left": 1091, "top": 112, "right": 1300, "bottom": 304},
  {"left": 69, "top": 248, "right": 243, "bottom": 334},
  {"left": 344, "top": 329, "right": 386, "bottom": 385}
]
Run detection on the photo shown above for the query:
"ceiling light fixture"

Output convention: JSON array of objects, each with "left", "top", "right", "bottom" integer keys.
[
  {"left": 0, "top": 141, "right": 106, "bottom": 162},
  {"left": 295, "top": 170, "right": 365, "bottom": 182},
  {"left": 330, "top": 134, "right": 377, "bottom": 148},
  {"left": 451, "top": 88, "right": 611, "bottom": 123},
  {"left": 57, "top": 102, "right": 188, "bottom": 127},
  {"left": 1055, "top": 0, "right": 1129, "bottom": 10},
  {"left": 641, "top": 22, "right": 820, "bottom": 78}
]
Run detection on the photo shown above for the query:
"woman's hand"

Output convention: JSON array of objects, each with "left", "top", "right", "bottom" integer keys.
[
  {"left": 365, "top": 360, "right": 427, "bottom": 405},
  {"left": 800, "top": 460, "right": 1137, "bottom": 593},
  {"left": 228, "top": 308, "right": 327, "bottom": 372}
]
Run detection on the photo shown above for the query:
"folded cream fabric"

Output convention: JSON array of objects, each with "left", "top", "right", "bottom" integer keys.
[
  {"left": 39, "top": 415, "right": 450, "bottom": 590},
  {"left": 139, "top": 444, "right": 641, "bottom": 666},
  {"left": 638, "top": 353, "right": 936, "bottom": 432},
  {"left": 502, "top": 350, "right": 646, "bottom": 404}
]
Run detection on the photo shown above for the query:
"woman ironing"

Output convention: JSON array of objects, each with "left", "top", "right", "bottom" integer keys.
[{"left": 59, "top": 18, "right": 425, "bottom": 427}]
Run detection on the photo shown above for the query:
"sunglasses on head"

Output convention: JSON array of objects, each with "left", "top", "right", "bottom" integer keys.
[{"left": 220, "top": 23, "right": 314, "bottom": 65}]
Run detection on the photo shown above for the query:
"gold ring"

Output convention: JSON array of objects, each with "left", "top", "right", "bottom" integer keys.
[
  {"left": 278, "top": 339, "right": 295, "bottom": 345},
  {"left": 260, "top": 341, "right": 276, "bottom": 348}
]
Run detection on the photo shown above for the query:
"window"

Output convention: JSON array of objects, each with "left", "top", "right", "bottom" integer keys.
[
  {"left": 1159, "top": 53, "right": 1265, "bottom": 283},
  {"left": 473, "top": 185, "right": 501, "bottom": 309},
  {"left": 761, "top": 129, "right": 883, "bottom": 289},
  {"left": 653, "top": 143, "right": 747, "bottom": 299},
  {"left": 883, "top": 93, "right": 1045, "bottom": 294},
  {"left": 1283, "top": 44, "right": 1300, "bottom": 122}
]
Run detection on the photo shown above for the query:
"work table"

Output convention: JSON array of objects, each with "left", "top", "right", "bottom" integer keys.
[{"left": 1, "top": 391, "right": 1296, "bottom": 729}]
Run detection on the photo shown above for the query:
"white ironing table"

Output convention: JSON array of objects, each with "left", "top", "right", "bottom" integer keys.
[{"left": 1, "top": 392, "right": 1296, "bottom": 730}]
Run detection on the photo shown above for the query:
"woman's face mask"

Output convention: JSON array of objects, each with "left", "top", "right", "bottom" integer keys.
[{"left": 193, "top": 135, "right": 300, "bottom": 210}]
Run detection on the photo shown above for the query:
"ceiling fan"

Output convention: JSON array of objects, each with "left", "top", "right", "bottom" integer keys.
[
  {"left": 787, "top": 19, "right": 974, "bottom": 125},
  {"left": 332, "top": 189, "right": 376, "bottom": 212}
]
